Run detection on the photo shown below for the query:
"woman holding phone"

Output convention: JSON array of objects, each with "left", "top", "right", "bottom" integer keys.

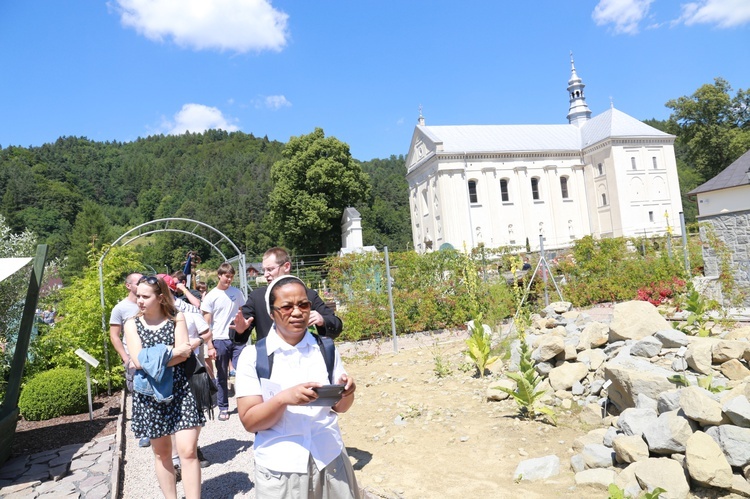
[{"left": 235, "top": 275, "right": 359, "bottom": 498}]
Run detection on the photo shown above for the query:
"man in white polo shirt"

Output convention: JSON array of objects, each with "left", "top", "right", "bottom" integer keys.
[{"left": 201, "top": 262, "right": 243, "bottom": 422}]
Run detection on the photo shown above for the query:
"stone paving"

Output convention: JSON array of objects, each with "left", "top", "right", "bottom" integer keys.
[{"left": 0, "top": 435, "right": 117, "bottom": 499}]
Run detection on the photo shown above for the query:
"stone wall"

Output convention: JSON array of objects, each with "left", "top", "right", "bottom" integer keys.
[{"left": 699, "top": 209, "right": 750, "bottom": 307}]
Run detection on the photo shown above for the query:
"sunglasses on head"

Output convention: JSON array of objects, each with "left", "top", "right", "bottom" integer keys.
[{"left": 139, "top": 275, "right": 159, "bottom": 285}]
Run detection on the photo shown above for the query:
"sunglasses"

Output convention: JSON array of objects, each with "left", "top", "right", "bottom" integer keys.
[
  {"left": 138, "top": 275, "right": 159, "bottom": 285},
  {"left": 272, "top": 301, "right": 312, "bottom": 316}
]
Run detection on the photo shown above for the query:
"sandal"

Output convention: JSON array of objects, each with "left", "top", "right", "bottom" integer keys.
[{"left": 218, "top": 411, "right": 229, "bottom": 421}]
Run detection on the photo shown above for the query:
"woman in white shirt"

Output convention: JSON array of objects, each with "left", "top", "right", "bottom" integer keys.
[{"left": 235, "top": 276, "right": 359, "bottom": 498}]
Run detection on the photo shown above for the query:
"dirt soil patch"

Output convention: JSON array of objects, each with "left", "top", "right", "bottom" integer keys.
[
  {"left": 338, "top": 330, "right": 602, "bottom": 499},
  {"left": 11, "top": 391, "right": 122, "bottom": 457}
]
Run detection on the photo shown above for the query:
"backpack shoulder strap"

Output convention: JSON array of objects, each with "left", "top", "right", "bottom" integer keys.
[
  {"left": 312, "top": 333, "right": 336, "bottom": 384},
  {"left": 255, "top": 337, "right": 275, "bottom": 380}
]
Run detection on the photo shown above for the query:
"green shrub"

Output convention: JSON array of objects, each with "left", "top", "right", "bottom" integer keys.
[{"left": 19, "top": 367, "right": 88, "bottom": 421}]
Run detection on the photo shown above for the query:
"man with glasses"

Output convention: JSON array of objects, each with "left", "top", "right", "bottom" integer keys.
[
  {"left": 233, "top": 247, "right": 342, "bottom": 342},
  {"left": 109, "top": 272, "right": 151, "bottom": 447}
]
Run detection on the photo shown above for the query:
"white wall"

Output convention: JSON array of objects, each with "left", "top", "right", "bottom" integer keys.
[{"left": 696, "top": 185, "right": 750, "bottom": 217}]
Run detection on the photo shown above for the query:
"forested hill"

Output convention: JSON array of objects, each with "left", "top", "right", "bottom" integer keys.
[{"left": 0, "top": 130, "right": 411, "bottom": 279}]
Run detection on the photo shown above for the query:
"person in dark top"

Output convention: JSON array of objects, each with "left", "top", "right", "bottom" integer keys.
[{"left": 233, "top": 247, "right": 342, "bottom": 341}]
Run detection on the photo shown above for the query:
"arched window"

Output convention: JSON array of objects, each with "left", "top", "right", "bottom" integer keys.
[
  {"left": 597, "top": 163, "right": 603, "bottom": 176},
  {"left": 468, "top": 180, "right": 478, "bottom": 204},
  {"left": 631, "top": 157, "right": 637, "bottom": 170},
  {"left": 500, "top": 178, "right": 510, "bottom": 202},
  {"left": 531, "top": 177, "right": 540, "bottom": 200},
  {"left": 560, "top": 176, "right": 569, "bottom": 199}
]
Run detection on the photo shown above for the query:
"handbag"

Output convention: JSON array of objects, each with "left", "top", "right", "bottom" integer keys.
[
  {"left": 184, "top": 352, "right": 217, "bottom": 419},
  {"left": 189, "top": 364, "right": 218, "bottom": 420}
]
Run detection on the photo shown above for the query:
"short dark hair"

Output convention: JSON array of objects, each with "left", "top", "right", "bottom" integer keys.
[
  {"left": 171, "top": 270, "right": 187, "bottom": 283},
  {"left": 217, "top": 262, "right": 235, "bottom": 276},
  {"left": 267, "top": 276, "right": 307, "bottom": 314}
]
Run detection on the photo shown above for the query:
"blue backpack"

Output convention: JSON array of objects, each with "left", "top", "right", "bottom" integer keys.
[{"left": 254, "top": 333, "right": 336, "bottom": 384}]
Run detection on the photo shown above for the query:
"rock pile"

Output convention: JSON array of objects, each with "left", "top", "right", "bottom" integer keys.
[{"left": 501, "top": 300, "right": 750, "bottom": 499}]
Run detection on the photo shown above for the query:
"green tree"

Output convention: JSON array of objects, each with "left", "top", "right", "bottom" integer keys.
[
  {"left": 0, "top": 215, "right": 37, "bottom": 345},
  {"left": 29, "top": 245, "right": 145, "bottom": 388},
  {"left": 267, "top": 128, "right": 370, "bottom": 254},
  {"left": 666, "top": 78, "right": 750, "bottom": 180},
  {"left": 64, "top": 201, "right": 111, "bottom": 281},
  {"left": 357, "top": 155, "right": 411, "bottom": 250}
]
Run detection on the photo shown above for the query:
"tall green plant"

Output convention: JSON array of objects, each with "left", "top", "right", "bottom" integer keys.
[
  {"left": 465, "top": 314, "right": 498, "bottom": 378},
  {"left": 494, "top": 333, "right": 555, "bottom": 425}
]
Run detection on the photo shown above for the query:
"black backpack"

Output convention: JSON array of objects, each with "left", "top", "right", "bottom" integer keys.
[{"left": 255, "top": 333, "right": 336, "bottom": 384}]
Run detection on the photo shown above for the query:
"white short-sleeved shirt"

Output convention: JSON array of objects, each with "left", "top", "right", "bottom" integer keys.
[
  {"left": 109, "top": 298, "right": 140, "bottom": 354},
  {"left": 235, "top": 328, "right": 347, "bottom": 473},
  {"left": 183, "top": 312, "right": 209, "bottom": 355},
  {"left": 200, "top": 286, "right": 242, "bottom": 341}
]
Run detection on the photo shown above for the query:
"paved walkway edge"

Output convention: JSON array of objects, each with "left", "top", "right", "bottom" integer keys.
[{"left": 110, "top": 390, "right": 126, "bottom": 499}]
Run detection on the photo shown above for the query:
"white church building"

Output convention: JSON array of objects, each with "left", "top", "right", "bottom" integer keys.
[{"left": 405, "top": 58, "right": 684, "bottom": 253}]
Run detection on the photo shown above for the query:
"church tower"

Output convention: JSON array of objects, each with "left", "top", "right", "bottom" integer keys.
[{"left": 566, "top": 53, "right": 592, "bottom": 127}]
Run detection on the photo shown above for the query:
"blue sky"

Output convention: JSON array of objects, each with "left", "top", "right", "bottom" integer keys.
[{"left": 0, "top": 0, "right": 749, "bottom": 162}]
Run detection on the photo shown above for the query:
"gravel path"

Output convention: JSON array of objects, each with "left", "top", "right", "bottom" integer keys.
[{"left": 121, "top": 390, "right": 257, "bottom": 498}]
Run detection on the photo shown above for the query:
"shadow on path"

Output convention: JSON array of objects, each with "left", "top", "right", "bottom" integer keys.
[{"left": 347, "top": 447, "right": 372, "bottom": 471}]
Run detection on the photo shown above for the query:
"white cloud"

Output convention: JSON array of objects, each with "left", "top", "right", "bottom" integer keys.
[
  {"left": 677, "top": 0, "right": 750, "bottom": 28},
  {"left": 113, "top": 0, "right": 289, "bottom": 53},
  {"left": 162, "top": 103, "right": 239, "bottom": 135},
  {"left": 264, "top": 95, "right": 291, "bottom": 110},
  {"left": 592, "top": 0, "right": 654, "bottom": 34},
  {"left": 396, "top": 117, "right": 404, "bottom": 125}
]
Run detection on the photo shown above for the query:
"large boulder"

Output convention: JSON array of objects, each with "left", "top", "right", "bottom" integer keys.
[
  {"left": 706, "top": 425, "right": 750, "bottom": 467},
  {"left": 609, "top": 301, "right": 670, "bottom": 342},
  {"left": 612, "top": 434, "right": 649, "bottom": 464},
  {"left": 578, "top": 322, "right": 610, "bottom": 350},
  {"left": 582, "top": 443, "right": 615, "bottom": 469},
  {"left": 720, "top": 359, "right": 750, "bottom": 381},
  {"left": 642, "top": 410, "right": 697, "bottom": 455},
  {"left": 685, "top": 431, "right": 733, "bottom": 489},
  {"left": 532, "top": 335, "right": 565, "bottom": 362},
  {"left": 512, "top": 455, "right": 560, "bottom": 481},
  {"left": 577, "top": 349, "right": 607, "bottom": 371},
  {"left": 604, "top": 354, "right": 675, "bottom": 410},
  {"left": 633, "top": 458, "right": 690, "bottom": 499},
  {"left": 685, "top": 340, "right": 714, "bottom": 375},
  {"left": 617, "top": 408, "right": 658, "bottom": 438},
  {"left": 680, "top": 386, "right": 729, "bottom": 426},
  {"left": 574, "top": 468, "right": 617, "bottom": 489},
  {"left": 631, "top": 336, "right": 663, "bottom": 358},
  {"left": 548, "top": 362, "right": 588, "bottom": 391},
  {"left": 654, "top": 329, "right": 689, "bottom": 348},
  {"left": 723, "top": 395, "right": 750, "bottom": 427},
  {"left": 713, "top": 340, "right": 750, "bottom": 364}
]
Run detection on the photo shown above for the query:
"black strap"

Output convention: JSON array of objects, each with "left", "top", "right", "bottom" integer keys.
[{"left": 255, "top": 333, "right": 335, "bottom": 384}]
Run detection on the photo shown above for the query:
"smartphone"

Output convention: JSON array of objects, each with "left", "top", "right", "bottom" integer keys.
[{"left": 309, "top": 384, "right": 346, "bottom": 406}]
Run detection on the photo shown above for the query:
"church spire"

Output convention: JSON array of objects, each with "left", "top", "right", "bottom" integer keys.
[
  {"left": 566, "top": 52, "right": 592, "bottom": 127},
  {"left": 417, "top": 104, "right": 425, "bottom": 126}
]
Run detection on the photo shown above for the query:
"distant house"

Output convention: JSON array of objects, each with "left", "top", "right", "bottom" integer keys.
[
  {"left": 688, "top": 149, "right": 750, "bottom": 306},
  {"left": 405, "top": 57, "right": 684, "bottom": 253}
]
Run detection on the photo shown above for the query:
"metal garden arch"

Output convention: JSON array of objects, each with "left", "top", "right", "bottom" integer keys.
[{"left": 97, "top": 218, "right": 246, "bottom": 392}]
